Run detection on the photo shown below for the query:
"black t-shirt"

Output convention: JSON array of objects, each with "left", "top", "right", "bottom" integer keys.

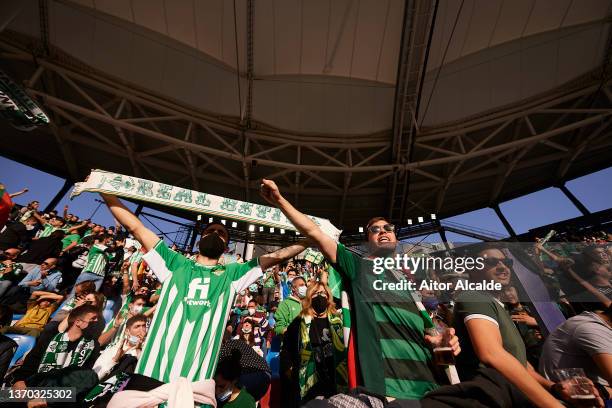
[
  {"left": 309, "top": 316, "right": 331, "bottom": 348},
  {"left": 0, "top": 222, "right": 27, "bottom": 251},
  {"left": 17, "top": 236, "right": 63, "bottom": 264},
  {"left": 306, "top": 316, "right": 335, "bottom": 400}
]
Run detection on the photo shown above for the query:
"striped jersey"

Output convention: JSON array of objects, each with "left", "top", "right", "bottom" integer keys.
[
  {"left": 38, "top": 224, "right": 58, "bottom": 238},
  {"left": 84, "top": 244, "right": 109, "bottom": 277},
  {"left": 136, "top": 240, "right": 262, "bottom": 383},
  {"left": 333, "top": 243, "right": 438, "bottom": 399}
]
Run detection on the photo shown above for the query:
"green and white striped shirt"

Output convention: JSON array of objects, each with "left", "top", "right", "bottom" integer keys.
[
  {"left": 84, "top": 244, "right": 109, "bottom": 277},
  {"left": 135, "top": 240, "right": 262, "bottom": 383}
]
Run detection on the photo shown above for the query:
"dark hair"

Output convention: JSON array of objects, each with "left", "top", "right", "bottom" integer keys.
[
  {"left": 131, "top": 294, "right": 149, "bottom": 305},
  {"left": 49, "top": 230, "right": 66, "bottom": 240},
  {"left": 53, "top": 217, "right": 66, "bottom": 226},
  {"left": 89, "top": 292, "right": 106, "bottom": 311},
  {"left": 95, "top": 233, "right": 111, "bottom": 242},
  {"left": 67, "top": 304, "right": 100, "bottom": 328},
  {"left": 75, "top": 280, "right": 96, "bottom": 295},
  {"left": 126, "top": 314, "right": 148, "bottom": 329},
  {"left": 216, "top": 349, "right": 241, "bottom": 381}
]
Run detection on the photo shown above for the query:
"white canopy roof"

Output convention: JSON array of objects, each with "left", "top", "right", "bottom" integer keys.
[{"left": 8, "top": 0, "right": 610, "bottom": 134}]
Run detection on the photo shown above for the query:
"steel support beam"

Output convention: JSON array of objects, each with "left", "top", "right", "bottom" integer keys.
[
  {"left": 558, "top": 184, "right": 590, "bottom": 216},
  {"left": 44, "top": 179, "right": 72, "bottom": 213},
  {"left": 491, "top": 204, "right": 517, "bottom": 239}
]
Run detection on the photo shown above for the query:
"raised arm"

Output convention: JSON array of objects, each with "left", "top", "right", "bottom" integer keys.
[
  {"left": 100, "top": 194, "right": 159, "bottom": 251},
  {"left": 260, "top": 179, "right": 338, "bottom": 263},
  {"left": 9, "top": 188, "right": 28, "bottom": 198},
  {"left": 66, "top": 219, "right": 88, "bottom": 234},
  {"left": 466, "top": 319, "right": 563, "bottom": 408},
  {"left": 259, "top": 239, "right": 312, "bottom": 270}
]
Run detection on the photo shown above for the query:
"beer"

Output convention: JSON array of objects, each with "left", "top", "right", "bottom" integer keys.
[
  {"left": 433, "top": 346, "right": 455, "bottom": 366},
  {"left": 569, "top": 394, "right": 597, "bottom": 407}
]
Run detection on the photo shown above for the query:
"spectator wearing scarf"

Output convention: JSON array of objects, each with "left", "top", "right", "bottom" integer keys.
[{"left": 10, "top": 304, "right": 101, "bottom": 402}]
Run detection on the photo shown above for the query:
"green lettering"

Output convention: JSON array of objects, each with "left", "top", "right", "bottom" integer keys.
[
  {"left": 220, "top": 198, "right": 238, "bottom": 212},
  {"left": 136, "top": 180, "right": 154, "bottom": 197},
  {"left": 272, "top": 208, "right": 282, "bottom": 222},
  {"left": 238, "top": 203, "right": 253, "bottom": 216},
  {"left": 108, "top": 175, "right": 123, "bottom": 190},
  {"left": 173, "top": 189, "right": 193, "bottom": 203},
  {"left": 195, "top": 193, "right": 211, "bottom": 207},
  {"left": 255, "top": 205, "right": 271, "bottom": 219},
  {"left": 156, "top": 184, "right": 173, "bottom": 200}
]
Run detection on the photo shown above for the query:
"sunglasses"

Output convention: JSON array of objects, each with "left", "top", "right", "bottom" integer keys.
[
  {"left": 482, "top": 257, "right": 513, "bottom": 269},
  {"left": 368, "top": 223, "right": 395, "bottom": 234}
]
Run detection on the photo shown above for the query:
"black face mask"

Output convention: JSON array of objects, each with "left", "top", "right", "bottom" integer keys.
[
  {"left": 82, "top": 323, "right": 98, "bottom": 339},
  {"left": 199, "top": 233, "right": 226, "bottom": 259},
  {"left": 312, "top": 295, "right": 328, "bottom": 315}
]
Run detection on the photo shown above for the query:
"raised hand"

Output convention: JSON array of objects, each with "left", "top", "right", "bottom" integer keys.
[{"left": 259, "top": 179, "right": 283, "bottom": 206}]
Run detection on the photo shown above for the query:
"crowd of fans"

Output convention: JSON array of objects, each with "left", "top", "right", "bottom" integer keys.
[{"left": 0, "top": 184, "right": 610, "bottom": 408}]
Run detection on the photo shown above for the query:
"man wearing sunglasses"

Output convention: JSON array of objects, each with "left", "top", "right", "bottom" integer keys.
[
  {"left": 454, "top": 246, "right": 604, "bottom": 407},
  {"left": 260, "top": 179, "right": 461, "bottom": 404}
]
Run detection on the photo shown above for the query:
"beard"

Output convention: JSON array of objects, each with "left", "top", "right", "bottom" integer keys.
[{"left": 199, "top": 233, "right": 226, "bottom": 259}]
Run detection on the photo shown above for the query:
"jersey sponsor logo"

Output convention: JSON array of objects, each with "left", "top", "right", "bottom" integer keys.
[{"left": 184, "top": 277, "right": 211, "bottom": 307}]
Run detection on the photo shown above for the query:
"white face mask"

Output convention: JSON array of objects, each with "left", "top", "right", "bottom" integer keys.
[
  {"left": 127, "top": 334, "right": 140, "bottom": 345},
  {"left": 297, "top": 286, "right": 307, "bottom": 299},
  {"left": 217, "top": 388, "right": 232, "bottom": 402},
  {"left": 242, "top": 326, "right": 252, "bottom": 334},
  {"left": 248, "top": 307, "right": 256, "bottom": 316},
  {"left": 132, "top": 305, "right": 143, "bottom": 314}
]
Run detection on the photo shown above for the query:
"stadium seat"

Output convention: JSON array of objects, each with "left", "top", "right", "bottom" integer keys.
[
  {"left": 10, "top": 314, "right": 25, "bottom": 325},
  {"left": 5, "top": 334, "right": 36, "bottom": 368},
  {"left": 265, "top": 350, "right": 280, "bottom": 380}
]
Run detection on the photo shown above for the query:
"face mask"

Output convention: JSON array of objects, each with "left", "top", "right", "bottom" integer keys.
[
  {"left": 242, "top": 326, "right": 252, "bottom": 334},
  {"left": 287, "top": 277, "right": 294, "bottom": 285},
  {"left": 132, "top": 305, "right": 143, "bottom": 314},
  {"left": 127, "top": 335, "right": 140, "bottom": 345},
  {"left": 26, "top": 224, "right": 35, "bottom": 231},
  {"left": 82, "top": 324, "right": 98, "bottom": 338},
  {"left": 199, "top": 233, "right": 226, "bottom": 259},
  {"left": 297, "top": 286, "right": 307, "bottom": 299},
  {"left": 217, "top": 388, "right": 232, "bottom": 402},
  {"left": 312, "top": 296, "right": 328, "bottom": 315},
  {"left": 239, "top": 290, "right": 246, "bottom": 296},
  {"left": 248, "top": 307, "right": 256, "bottom": 316}
]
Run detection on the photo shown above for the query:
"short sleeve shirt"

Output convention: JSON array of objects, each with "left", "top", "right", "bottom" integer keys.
[
  {"left": 135, "top": 240, "right": 263, "bottom": 383},
  {"left": 454, "top": 291, "right": 527, "bottom": 379},
  {"left": 539, "top": 312, "right": 611, "bottom": 387},
  {"left": 332, "top": 243, "right": 437, "bottom": 399}
]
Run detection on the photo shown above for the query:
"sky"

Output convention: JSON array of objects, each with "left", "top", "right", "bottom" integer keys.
[{"left": 1, "top": 155, "right": 611, "bottom": 245}]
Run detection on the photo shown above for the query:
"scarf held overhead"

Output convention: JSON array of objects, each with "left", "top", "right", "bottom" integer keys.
[{"left": 72, "top": 169, "right": 342, "bottom": 241}]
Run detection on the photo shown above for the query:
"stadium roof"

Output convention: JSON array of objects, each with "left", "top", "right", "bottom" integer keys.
[{"left": 1, "top": 0, "right": 611, "bottom": 230}]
